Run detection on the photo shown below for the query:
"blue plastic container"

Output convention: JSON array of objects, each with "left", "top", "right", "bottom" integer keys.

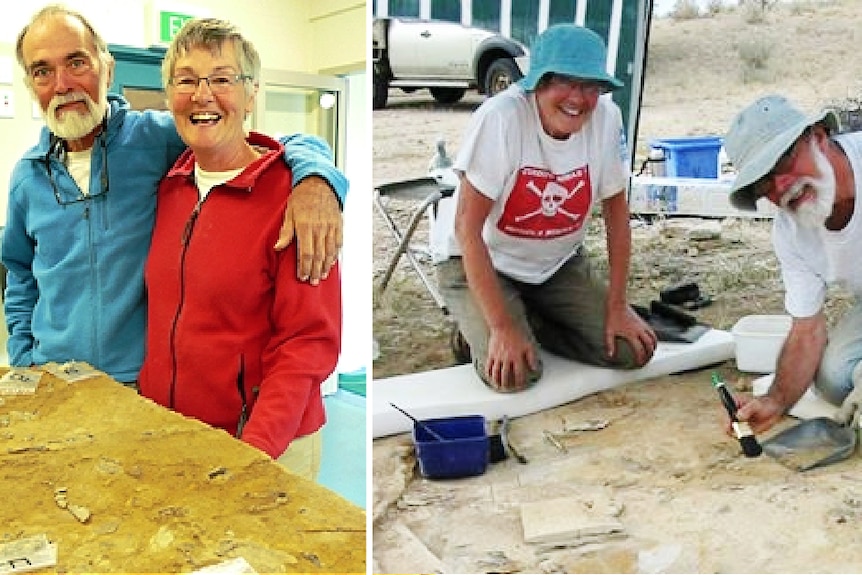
[
  {"left": 413, "top": 415, "right": 489, "bottom": 479},
  {"left": 649, "top": 136, "right": 723, "bottom": 179}
]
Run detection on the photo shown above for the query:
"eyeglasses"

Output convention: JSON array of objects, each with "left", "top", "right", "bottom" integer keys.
[
  {"left": 168, "top": 73, "right": 252, "bottom": 94},
  {"left": 546, "top": 74, "right": 608, "bottom": 98},
  {"left": 44, "top": 122, "right": 109, "bottom": 206},
  {"left": 29, "top": 56, "right": 94, "bottom": 87},
  {"left": 752, "top": 129, "right": 811, "bottom": 201}
]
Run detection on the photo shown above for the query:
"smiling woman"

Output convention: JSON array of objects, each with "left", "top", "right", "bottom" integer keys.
[
  {"left": 430, "top": 23, "right": 657, "bottom": 394},
  {"left": 162, "top": 22, "right": 260, "bottom": 170},
  {"left": 139, "top": 18, "right": 343, "bottom": 481}
]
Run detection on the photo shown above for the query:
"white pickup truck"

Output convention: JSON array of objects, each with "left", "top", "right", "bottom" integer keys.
[{"left": 372, "top": 17, "right": 529, "bottom": 109}]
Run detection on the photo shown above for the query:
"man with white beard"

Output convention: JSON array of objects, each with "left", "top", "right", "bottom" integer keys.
[
  {"left": 2, "top": 5, "right": 346, "bottom": 384},
  {"left": 722, "top": 94, "right": 862, "bottom": 433}
]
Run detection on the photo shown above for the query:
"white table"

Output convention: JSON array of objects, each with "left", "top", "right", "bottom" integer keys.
[{"left": 628, "top": 175, "right": 776, "bottom": 218}]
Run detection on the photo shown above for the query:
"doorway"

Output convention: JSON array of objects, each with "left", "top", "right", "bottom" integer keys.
[{"left": 253, "top": 69, "right": 347, "bottom": 168}]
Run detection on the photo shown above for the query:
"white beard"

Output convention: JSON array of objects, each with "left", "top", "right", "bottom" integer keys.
[
  {"left": 43, "top": 82, "right": 108, "bottom": 141},
  {"left": 779, "top": 138, "right": 836, "bottom": 229}
]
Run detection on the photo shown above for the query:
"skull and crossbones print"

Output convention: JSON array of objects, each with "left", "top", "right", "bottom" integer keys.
[
  {"left": 497, "top": 167, "right": 592, "bottom": 239},
  {"left": 515, "top": 179, "right": 585, "bottom": 222}
]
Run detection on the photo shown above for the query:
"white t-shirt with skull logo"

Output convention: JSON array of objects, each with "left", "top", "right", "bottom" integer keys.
[{"left": 437, "top": 83, "right": 628, "bottom": 284}]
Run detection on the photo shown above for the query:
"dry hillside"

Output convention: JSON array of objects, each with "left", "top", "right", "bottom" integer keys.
[{"left": 637, "top": 0, "right": 862, "bottom": 152}]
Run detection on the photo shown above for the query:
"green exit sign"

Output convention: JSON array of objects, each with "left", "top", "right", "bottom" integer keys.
[{"left": 159, "top": 11, "right": 194, "bottom": 43}]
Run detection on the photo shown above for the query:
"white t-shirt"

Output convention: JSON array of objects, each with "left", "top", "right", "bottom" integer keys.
[
  {"left": 773, "top": 132, "right": 862, "bottom": 317},
  {"left": 195, "top": 164, "right": 243, "bottom": 200},
  {"left": 66, "top": 149, "right": 92, "bottom": 196},
  {"left": 434, "top": 84, "right": 628, "bottom": 284}
]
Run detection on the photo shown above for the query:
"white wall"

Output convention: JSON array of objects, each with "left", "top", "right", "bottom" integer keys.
[
  {"left": 340, "top": 71, "right": 370, "bottom": 374},
  {"left": 0, "top": 41, "right": 44, "bottom": 212},
  {"left": 0, "top": 0, "right": 341, "bottom": 70}
]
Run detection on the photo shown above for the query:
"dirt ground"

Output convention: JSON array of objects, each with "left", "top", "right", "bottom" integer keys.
[{"left": 372, "top": 2, "right": 862, "bottom": 573}]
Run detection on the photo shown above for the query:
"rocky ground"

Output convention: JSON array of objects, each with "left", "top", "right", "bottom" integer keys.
[{"left": 0, "top": 368, "right": 365, "bottom": 573}]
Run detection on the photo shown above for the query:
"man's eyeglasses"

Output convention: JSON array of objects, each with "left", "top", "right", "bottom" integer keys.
[
  {"left": 168, "top": 74, "right": 252, "bottom": 94},
  {"left": 44, "top": 122, "right": 109, "bottom": 206},
  {"left": 29, "top": 57, "right": 93, "bottom": 87},
  {"left": 752, "top": 128, "right": 811, "bottom": 201}
]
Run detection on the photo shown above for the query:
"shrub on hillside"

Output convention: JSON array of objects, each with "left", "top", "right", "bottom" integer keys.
[
  {"left": 740, "top": 0, "right": 777, "bottom": 23},
  {"left": 670, "top": 0, "right": 700, "bottom": 20},
  {"left": 706, "top": 0, "right": 725, "bottom": 16},
  {"left": 738, "top": 37, "right": 774, "bottom": 83}
]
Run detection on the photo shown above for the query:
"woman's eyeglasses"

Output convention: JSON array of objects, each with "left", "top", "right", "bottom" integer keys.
[
  {"left": 168, "top": 73, "right": 252, "bottom": 94},
  {"left": 546, "top": 74, "right": 608, "bottom": 98}
]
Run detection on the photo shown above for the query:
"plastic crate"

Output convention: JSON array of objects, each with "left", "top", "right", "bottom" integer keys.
[
  {"left": 732, "top": 314, "right": 792, "bottom": 373},
  {"left": 413, "top": 415, "right": 489, "bottom": 479},
  {"left": 649, "top": 136, "right": 723, "bottom": 179}
]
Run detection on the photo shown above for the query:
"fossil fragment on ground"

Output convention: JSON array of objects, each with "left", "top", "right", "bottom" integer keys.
[{"left": 53, "top": 487, "right": 92, "bottom": 523}]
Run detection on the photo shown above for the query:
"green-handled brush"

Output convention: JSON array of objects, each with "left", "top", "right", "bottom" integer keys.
[{"left": 712, "top": 373, "right": 762, "bottom": 458}]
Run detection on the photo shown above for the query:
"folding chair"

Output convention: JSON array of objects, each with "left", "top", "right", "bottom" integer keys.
[{"left": 374, "top": 176, "right": 456, "bottom": 314}]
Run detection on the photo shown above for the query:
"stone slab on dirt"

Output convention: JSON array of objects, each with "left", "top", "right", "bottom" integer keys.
[
  {"left": 520, "top": 495, "right": 625, "bottom": 546},
  {"left": 0, "top": 369, "right": 365, "bottom": 574},
  {"left": 373, "top": 368, "right": 862, "bottom": 573}
]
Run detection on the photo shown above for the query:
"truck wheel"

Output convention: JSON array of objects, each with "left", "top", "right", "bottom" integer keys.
[
  {"left": 484, "top": 58, "right": 522, "bottom": 97},
  {"left": 373, "top": 62, "right": 389, "bottom": 110},
  {"left": 429, "top": 87, "right": 466, "bottom": 105},
  {"left": 373, "top": 77, "right": 389, "bottom": 110}
]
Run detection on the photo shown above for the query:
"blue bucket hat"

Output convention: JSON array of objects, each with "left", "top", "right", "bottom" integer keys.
[{"left": 519, "top": 24, "right": 623, "bottom": 92}]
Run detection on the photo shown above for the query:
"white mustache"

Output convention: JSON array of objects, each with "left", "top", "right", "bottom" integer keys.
[
  {"left": 49, "top": 92, "right": 89, "bottom": 111},
  {"left": 781, "top": 138, "right": 836, "bottom": 229},
  {"left": 779, "top": 178, "right": 813, "bottom": 208},
  {"left": 778, "top": 140, "right": 832, "bottom": 208}
]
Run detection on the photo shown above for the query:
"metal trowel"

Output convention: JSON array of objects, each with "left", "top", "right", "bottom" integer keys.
[{"left": 761, "top": 416, "right": 858, "bottom": 472}]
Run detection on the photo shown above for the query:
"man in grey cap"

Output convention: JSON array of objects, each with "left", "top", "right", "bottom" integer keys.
[
  {"left": 724, "top": 94, "right": 862, "bottom": 433},
  {"left": 432, "top": 24, "right": 656, "bottom": 392}
]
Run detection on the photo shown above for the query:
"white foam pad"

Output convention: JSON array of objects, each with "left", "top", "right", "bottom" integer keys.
[{"left": 373, "top": 328, "right": 734, "bottom": 438}]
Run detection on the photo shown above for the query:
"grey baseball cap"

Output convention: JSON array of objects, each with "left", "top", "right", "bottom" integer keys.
[
  {"left": 725, "top": 94, "right": 839, "bottom": 211},
  {"left": 519, "top": 24, "right": 623, "bottom": 93}
]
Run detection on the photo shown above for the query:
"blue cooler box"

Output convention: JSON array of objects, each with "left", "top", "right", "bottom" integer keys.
[
  {"left": 649, "top": 136, "right": 723, "bottom": 179},
  {"left": 413, "top": 415, "right": 489, "bottom": 479}
]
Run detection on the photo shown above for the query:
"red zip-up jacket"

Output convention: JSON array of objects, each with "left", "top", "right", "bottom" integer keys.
[{"left": 139, "top": 132, "right": 341, "bottom": 458}]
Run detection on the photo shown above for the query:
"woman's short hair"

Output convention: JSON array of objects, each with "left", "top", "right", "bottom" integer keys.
[{"left": 162, "top": 18, "right": 261, "bottom": 95}]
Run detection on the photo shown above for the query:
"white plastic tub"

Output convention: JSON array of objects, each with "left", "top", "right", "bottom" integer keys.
[{"left": 731, "top": 315, "right": 792, "bottom": 373}]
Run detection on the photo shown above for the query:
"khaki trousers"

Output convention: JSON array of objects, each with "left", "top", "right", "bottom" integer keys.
[
  {"left": 437, "top": 252, "right": 640, "bottom": 391},
  {"left": 276, "top": 430, "right": 323, "bottom": 482}
]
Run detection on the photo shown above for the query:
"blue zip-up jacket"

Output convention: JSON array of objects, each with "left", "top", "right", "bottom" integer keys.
[{"left": 2, "top": 94, "right": 347, "bottom": 381}]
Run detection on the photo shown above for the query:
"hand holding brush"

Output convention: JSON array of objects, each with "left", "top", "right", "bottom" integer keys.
[{"left": 712, "top": 373, "right": 762, "bottom": 458}]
